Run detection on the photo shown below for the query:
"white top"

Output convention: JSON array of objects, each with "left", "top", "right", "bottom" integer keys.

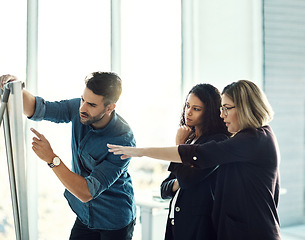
[
  {"left": 169, "top": 137, "right": 197, "bottom": 219},
  {"left": 169, "top": 188, "right": 181, "bottom": 219}
]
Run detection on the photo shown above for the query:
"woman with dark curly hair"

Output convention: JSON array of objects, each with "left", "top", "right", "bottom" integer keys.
[{"left": 160, "top": 83, "right": 230, "bottom": 240}]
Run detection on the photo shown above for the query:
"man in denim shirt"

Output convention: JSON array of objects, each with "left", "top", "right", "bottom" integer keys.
[{"left": 0, "top": 72, "right": 136, "bottom": 240}]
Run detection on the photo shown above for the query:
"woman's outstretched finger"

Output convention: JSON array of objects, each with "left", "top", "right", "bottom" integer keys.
[
  {"left": 107, "top": 144, "right": 123, "bottom": 152},
  {"left": 112, "top": 150, "right": 124, "bottom": 155}
]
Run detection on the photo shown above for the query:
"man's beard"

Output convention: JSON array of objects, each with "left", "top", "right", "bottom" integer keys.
[{"left": 80, "top": 110, "right": 106, "bottom": 126}]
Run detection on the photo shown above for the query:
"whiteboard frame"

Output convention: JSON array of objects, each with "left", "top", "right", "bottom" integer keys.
[{"left": 1, "top": 81, "right": 29, "bottom": 240}]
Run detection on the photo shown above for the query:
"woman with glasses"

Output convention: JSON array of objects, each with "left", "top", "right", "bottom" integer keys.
[
  {"left": 108, "top": 80, "right": 281, "bottom": 240},
  {"left": 160, "top": 84, "right": 230, "bottom": 240}
]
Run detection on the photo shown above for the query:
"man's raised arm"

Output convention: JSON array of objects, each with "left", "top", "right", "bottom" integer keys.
[{"left": 0, "top": 74, "right": 36, "bottom": 117}]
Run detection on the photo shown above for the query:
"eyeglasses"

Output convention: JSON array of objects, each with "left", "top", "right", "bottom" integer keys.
[{"left": 220, "top": 106, "right": 235, "bottom": 116}]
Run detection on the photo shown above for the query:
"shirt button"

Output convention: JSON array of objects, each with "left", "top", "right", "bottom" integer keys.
[
  {"left": 193, "top": 156, "right": 197, "bottom": 161},
  {"left": 175, "top": 207, "right": 180, "bottom": 212},
  {"left": 171, "top": 219, "right": 175, "bottom": 225}
]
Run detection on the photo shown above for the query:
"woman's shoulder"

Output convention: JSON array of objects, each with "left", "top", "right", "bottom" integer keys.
[
  {"left": 230, "top": 125, "right": 276, "bottom": 149},
  {"left": 236, "top": 125, "right": 273, "bottom": 138},
  {"left": 196, "top": 132, "right": 229, "bottom": 144}
]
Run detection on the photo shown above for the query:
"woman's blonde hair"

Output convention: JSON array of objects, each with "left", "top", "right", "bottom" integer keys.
[{"left": 222, "top": 80, "right": 274, "bottom": 130}]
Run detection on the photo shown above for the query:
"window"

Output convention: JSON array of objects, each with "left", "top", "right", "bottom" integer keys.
[
  {"left": 36, "top": 1, "right": 111, "bottom": 239},
  {"left": 0, "top": 1, "right": 181, "bottom": 239},
  {"left": 119, "top": 0, "right": 181, "bottom": 193},
  {"left": 0, "top": 1, "right": 27, "bottom": 239},
  {"left": 36, "top": 1, "right": 181, "bottom": 239}
]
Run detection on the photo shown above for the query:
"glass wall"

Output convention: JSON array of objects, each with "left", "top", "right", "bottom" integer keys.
[
  {"left": 0, "top": 1, "right": 27, "bottom": 239},
  {"left": 37, "top": 1, "right": 111, "bottom": 239},
  {"left": 0, "top": 0, "right": 180, "bottom": 239},
  {"left": 119, "top": 0, "right": 181, "bottom": 193},
  {"left": 36, "top": 1, "right": 181, "bottom": 239}
]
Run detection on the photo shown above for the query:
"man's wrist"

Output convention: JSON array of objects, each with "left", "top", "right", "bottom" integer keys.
[
  {"left": 48, "top": 156, "right": 61, "bottom": 168},
  {"left": 46, "top": 154, "right": 57, "bottom": 164}
]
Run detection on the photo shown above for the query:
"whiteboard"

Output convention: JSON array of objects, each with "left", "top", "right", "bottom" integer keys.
[{"left": 1, "top": 81, "right": 29, "bottom": 240}]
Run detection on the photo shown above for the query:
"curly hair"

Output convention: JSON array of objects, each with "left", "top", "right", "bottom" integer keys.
[{"left": 180, "top": 83, "right": 230, "bottom": 142}]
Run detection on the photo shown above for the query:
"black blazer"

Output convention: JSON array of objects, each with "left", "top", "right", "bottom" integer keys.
[
  {"left": 178, "top": 126, "right": 281, "bottom": 240},
  {"left": 160, "top": 133, "right": 229, "bottom": 240}
]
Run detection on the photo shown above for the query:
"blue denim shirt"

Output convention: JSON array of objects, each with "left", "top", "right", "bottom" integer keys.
[{"left": 30, "top": 97, "right": 136, "bottom": 230}]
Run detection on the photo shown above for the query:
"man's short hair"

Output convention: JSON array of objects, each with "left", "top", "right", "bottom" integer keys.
[{"left": 85, "top": 72, "right": 122, "bottom": 106}]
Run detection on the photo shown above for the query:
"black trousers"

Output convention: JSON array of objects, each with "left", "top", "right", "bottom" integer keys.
[{"left": 69, "top": 218, "right": 136, "bottom": 240}]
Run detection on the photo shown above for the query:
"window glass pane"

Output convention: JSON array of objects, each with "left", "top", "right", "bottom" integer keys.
[
  {"left": 38, "top": 0, "right": 111, "bottom": 100},
  {"left": 37, "top": 1, "right": 110, "bottom": 239},
  {"left": 119, "top": 0, "right": 181, "bottom": 193},
  {"left": 0, "top": 1, "right": 27, "bottom": 78},
  {"left": 0, "top": 1, "right": 27, "bottom": 239}
]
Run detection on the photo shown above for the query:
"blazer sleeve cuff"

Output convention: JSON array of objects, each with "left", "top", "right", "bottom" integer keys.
[{"left": 178, "top": 144, "right": 200, "bottom": 166}]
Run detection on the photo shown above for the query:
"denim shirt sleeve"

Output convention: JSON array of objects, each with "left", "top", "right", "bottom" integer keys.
[
  {"left": 85, "top": 154, "right": 130, "bottom": 199},
  {"left": 83, "top": 128, "right": 136, "bottom": 199},
  {"left": 29, "top": 96, "right": 47, "bottom": 121},
  {"left": 29, "top": 96, "right": 79, "bottom": 123}
]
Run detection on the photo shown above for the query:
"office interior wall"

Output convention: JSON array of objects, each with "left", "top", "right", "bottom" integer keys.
[
  {"left": 181, "top": 0, "right": 263, "bottom": 96},
  {"left": 263, "top": 0, "right": 305, "bottom": 226}
]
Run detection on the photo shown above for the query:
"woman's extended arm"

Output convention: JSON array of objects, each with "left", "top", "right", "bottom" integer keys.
[{"left": 107, "top": 144, "right": 182, "bottom": 162}]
